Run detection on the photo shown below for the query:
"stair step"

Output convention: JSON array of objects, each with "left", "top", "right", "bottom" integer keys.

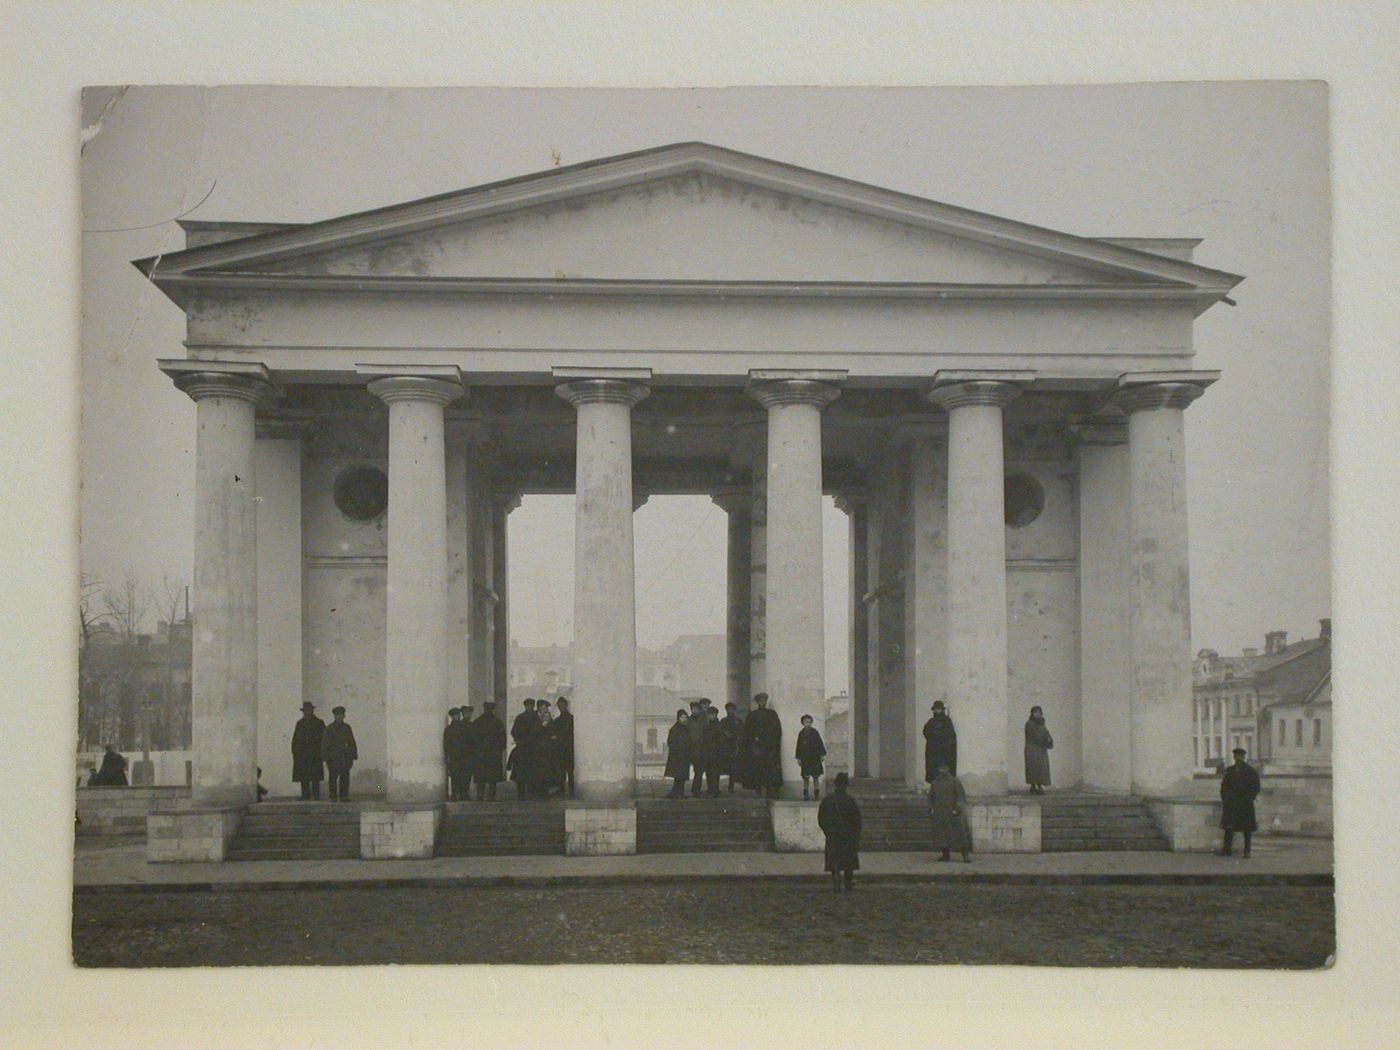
[{"left": 226, "top": 847, "right": 360, "bottom": 861}]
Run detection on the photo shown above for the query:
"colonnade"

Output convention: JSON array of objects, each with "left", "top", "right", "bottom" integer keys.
[{"left": 164, "top": 360, "right": 1211, "bottom": 807}]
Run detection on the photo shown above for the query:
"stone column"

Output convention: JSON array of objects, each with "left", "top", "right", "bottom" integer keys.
[
  {"left": 366, "top": 371, "right": 464, "bottom": 804},
  {"left": 1072, "top": 420, "right": 1133, "bottom": 793},
  {"left": 712, "top": 487, "right": 753, "bottom": 714},
  {"left": 902, "top": 428, "right": 948, "bottom": 788},
  {"left": 748, "top": 430, "right": 768, "bottom": 703},
  {"left": 491, "top": 491, "right": 519, "bottom": 723},
  {"left": 928, "top": 376, "right": 1024, "bottom": 796},
  {"left": 467, "top": 456, "right": 494, "bottom": 708},
  {"left": 1116, "top": 376, "right": 1211, "bottom": 797},
  {"left": 164, "top": 362, "right": 272, "bottom": 807},
  {"left": 835, "top": 492, "right": 870, "bottom": 777},
  {"left": 556, "top": 378, "right": 650, "bottom": 800},
  {"left": 444, "top": 423, "right": 473, "bottom": 712},
  {"left": 748, "top": 377, "right": 840, "bottom": 796}
]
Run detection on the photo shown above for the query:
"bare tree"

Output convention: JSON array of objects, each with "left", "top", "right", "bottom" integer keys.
[{"left": 101, "top": 569, "right": 151, "bottom": 763}]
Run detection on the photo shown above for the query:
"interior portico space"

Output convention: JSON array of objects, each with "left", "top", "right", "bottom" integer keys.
[{"left": 135, "top": 142, "right": 1242, "bottom": 860}]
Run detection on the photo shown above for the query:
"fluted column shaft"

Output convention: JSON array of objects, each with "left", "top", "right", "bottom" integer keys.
[
  {"left": 1119, "top": 381, "right": 1206, "bottom": 797},
  {"left": 368, "top": 375, "right": 464, "bottom": 803},
  {"left": 928, "top": 380, "right": 1020, "bottom": 795},
  {"left": 749, "top": 379, "right": 840, "bottom": 796},
  {"left": 172, "top": 367, "right": 271, "bottom": 806},
  {"left": 557, "top": 379, "right": 649, "bottom": 800}
]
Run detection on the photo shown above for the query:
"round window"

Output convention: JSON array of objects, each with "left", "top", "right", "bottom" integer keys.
[
  {"left": 1004, "top": 472, "right": 1045, "bottom": 528},
  {"left": 333, "top": 465, "right": 388, "bottom": 521}
]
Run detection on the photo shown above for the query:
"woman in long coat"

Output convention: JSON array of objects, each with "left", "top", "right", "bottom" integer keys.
[
  {"left": 817, "top": 772, "right": 862, "bottom": 891},
  {"left": 922, "top": 701, "right": 957, "bottom": 782},
  {"left": 927, "top": 764, "right": 972, "bottom": 862},
  {"left": 1024, "top": 705, "right": 1054, "bottom": 795},
  {"left": 663, "top": 710, "right": 691, "bottom": 798},
  {"left": 529, "top": 708, "right": 564, "bottom": 799}
]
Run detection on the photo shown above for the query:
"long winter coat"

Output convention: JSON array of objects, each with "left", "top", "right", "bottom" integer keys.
[
  {"left": 321, "top": 720, "right": 358, "bottom": 771},
  {"left": 663, "top": 721, "right": 691, "bottom": 780},
  {"left": 719, "top": 714, "right": 742, "bottom": 776},
  {"left": 443, "top": 719, "right": 472, "bottom": 780},
  {"left": 554, "top": 711, "right": 575, "bottom": 771},
  {"left": 529, "top": 719, "right": 563, "bottom": 791},
  {"left": 741, "top": 707, "right": 783, "bottom": 790},
  {"left": 1219, "top": 761, "right": 1261, "bottom": 832},
  {"left": 817, "top": 790, "right": 862, "bottom": 872},
  {"left": 291, "top": 714, "right": 326, "bottom": 783},
  {"left": 1024, "top": 717, "right": 1053, "bottom": 787},
  {"left": 698, "top": 719, "right": 726, "bottom": 769},
  {"left": 795, "top": 726, "right": 827, "bottom": 777},
  {"left": 922, "top": 713, "right": 958, "bottom": 780},
  {"left": 473, "top": 712, "right": 506, "bottom": 784},
  {"left": 927, "top": 771, "right": 972, "bottom": 852}
]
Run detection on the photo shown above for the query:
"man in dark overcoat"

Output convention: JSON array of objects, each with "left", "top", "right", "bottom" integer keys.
[
  {"left": 686, "top": 700, "right": 707, "bottom": 798},
  {"left": 291, "top": 701, "right": 326, "bottom": 800},
  {"left": 927, "top": 764, "right": 972, "bottom": 862},
  {"left": 663, "top": 710, "right": 692, "bottom": 798},
  {"left": 92, "top": 744, "right": 129, "bottom": 786},
  {"left": 472, "top": 702, "right": 507, "bottom": 800},
  {"left": 321, "top": 706, "right": 358, "bottom": 802},
  {"left": 719, "top": 702, "right": 744, "bottom": 793},
  {"left": 555, "top": 697, "right": 576, "bottom": 798},
  {"left": 922, "top": 700, "right": 958, "bottom": 782},
  {"left": 817, "top": 772, "right": 862, "bottom": 891},
  {"left": 698, "top": 707, "right": 725, "bottom": 797},
  {"left": 510, "top": 698, "right": 540, "bottom": 801},
  {"left": 1219, "top": 747, "right": 1262, "bottom": 858},
  {"left": 740, "top": 692, "right": 783, "bottom": 798},
  {"left": 443, "top": 707, "right": 472, "bottom": 801}
]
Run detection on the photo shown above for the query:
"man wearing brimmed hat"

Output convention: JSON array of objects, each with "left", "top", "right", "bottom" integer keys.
[
  {"left": 922, "top": 700, "right": 958, "bottom": 783},
  {"left": 1219, "top": 747, "right": 1261, "bottom": 858},
  {"left": 291, "top": 701, "right": 326, "bottom": 800}
]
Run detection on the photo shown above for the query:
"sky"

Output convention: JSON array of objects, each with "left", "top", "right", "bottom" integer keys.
[{"left": 79, "top": 84, "right": 1331, "bottom": 689}]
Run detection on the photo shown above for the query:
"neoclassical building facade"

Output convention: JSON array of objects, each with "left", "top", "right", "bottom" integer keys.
[{"left": 137, "top": 143, "right": 1240, "bottom": 822}]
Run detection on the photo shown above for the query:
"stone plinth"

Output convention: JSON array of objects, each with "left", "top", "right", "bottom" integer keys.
[
  {"left": 78, "top": 786, "right": 191, "bottom": 836},
  {"left": 770, "top": 800, "right": 824, "bottom": 852},
  {"left": 564, "top": 802, "right": 638, "bottom": 856},
  {"left": 1147, "top": 799, "right": 1222, "bottom": 852},
  {"left": 360, "top": 804, "right": 443, "bottom": 859},
  {"left": 966, "top": 799, "right": 1041, "bottom": 853},
  {"left": 146, "top": 806, "right": 243, "bottom": 863}
]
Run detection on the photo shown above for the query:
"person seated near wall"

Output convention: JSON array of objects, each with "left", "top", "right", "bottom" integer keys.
[{"left": 89, "top": 744, "right": 129, "bottom": 786}]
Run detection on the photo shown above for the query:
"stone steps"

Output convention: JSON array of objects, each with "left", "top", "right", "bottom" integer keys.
[
  {"left": 227, "top": 808, "right": 361, "bottom": 862},
  {"left": 436, "top": 804, "right": 566, "bottom": 857},
  {"left": 1039, "top": 795, "right": 1169, "bottom": 853},
  {"left": 636, "top": 799, "right": 774, "bottom": 854}
]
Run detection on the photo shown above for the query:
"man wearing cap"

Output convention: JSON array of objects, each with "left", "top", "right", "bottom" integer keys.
[
  {"left": 1219, "top": 747, "right": 1262, "bottom": 858},
  {"left": 687, "top": 700, "right": 708, "bottom": 798},
  {"left": 555, "top": 697, "right": 576, "bottom": 799},
  {"left": 740, "top": 692, "right": 783, "bottom": 799},
  {"left": 443, "top": 707, "right": 472, "bottom": 802},
  {"left": 922, "top": 700, "right": 958, "bottom": 783},
  {"left": 321, "top": 706, "right": 358, "bottom": 802},
  {"left": 291, "top": 701, "right": 326, "bottom": 800}
]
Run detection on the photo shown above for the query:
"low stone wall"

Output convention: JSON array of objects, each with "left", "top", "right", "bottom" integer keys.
[
  {"left": 967, "top": 799, "right": 1041, "bottom": 853},
  {"left": 147, "top": 806, "right": 242, "bottom": 862},
  {"left": 1188, "top": 771, "right": 1333, "bottom": 839},
  {"left": 565, "top": 803, "right": 637, "bottom": 856},
  {"left": 1148, "top": 799, "right": 1220, "bottom": 852},
  {"left": 771, "top": 801, "right": 824, "bottom": 852},
  {"left": 360, "top": 805, "right": 442, "bottom": 859},
  {"left": 77, "top": 786, "right": 191, "bottom": 836}
]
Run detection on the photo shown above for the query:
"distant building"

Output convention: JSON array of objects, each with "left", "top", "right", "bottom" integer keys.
[
  {"left": 1193, "top": 619, "right": 1331, "bottom": 770},
  {"left": 78, "top": 617, "right": 193, "bottom": 756}
]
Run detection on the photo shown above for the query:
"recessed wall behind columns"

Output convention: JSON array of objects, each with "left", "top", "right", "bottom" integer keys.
[
  {"left": 873, "top": 444, "right": 909, "bottom": 780},
  {"left": 255, "top": 435, "right": 304, "bottom": 796},
  {"left": 1003, "top": 432, "right": 1081, "bottom": 791},
  {"left": 300, "top": 415, "right": 389, "bottom": 796}
]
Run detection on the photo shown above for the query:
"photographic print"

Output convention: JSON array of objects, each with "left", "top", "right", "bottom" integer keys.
[{"left": 73, "top": 84, "right": 1332, "bottom": 969}]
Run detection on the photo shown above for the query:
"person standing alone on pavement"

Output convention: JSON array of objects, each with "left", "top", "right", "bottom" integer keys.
[
  {"left": 927, "top": 763, "right": 972, "bottom": 863},
  {"left": 291, "top": 701, "right": 326, "bottom": 800},
  {"left": 1219, "top": 747, "right": 1261, "bottom": 858},
  {"left": 817, "top": 772, "right": 862, "bottom": 892}
]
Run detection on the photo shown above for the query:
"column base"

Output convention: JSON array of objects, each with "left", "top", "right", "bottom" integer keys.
[
  {"left": 770, "top": 800, "right": 824, "bottom": 852},
  {"left": 146, "top": 805, "right": 243, "bottom": 863},
  {"left": 564, "top": 801, "right": 637, "bottom": 855},
  {"left": 360, "top": 804, "right": 443, "bottom": 859}
]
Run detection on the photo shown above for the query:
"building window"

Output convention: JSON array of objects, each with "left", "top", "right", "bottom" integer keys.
[
  {"left": 1295, "top": 719, "right": 1303, "bottom": 746},
  {"left": 1313, "top": 719, "right": 1322, "bottom": 747},
  {"left": 332, "top": 464, "right": 389, "bottom": 520},
  {"left": 1279, "top": 721, "right": 1286, "bottom": 745},
  {"left": 1215, "top": 736, "right": 1222, "bottom": 758},
  {"left": 1003, "top": 473, "right": 1045, "bottom": 528},
  {"left": 646, "top": 728, "right": 658, "bottom": 750}
]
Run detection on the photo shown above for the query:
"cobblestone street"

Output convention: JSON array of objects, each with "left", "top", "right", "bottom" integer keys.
[{"left": 73, "top": 881, "right": 1333, "bottom": 968}]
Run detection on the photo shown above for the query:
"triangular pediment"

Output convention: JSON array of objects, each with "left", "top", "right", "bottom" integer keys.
[{"left": 137, "top": 142, "right": 1242, "bottom": 298}]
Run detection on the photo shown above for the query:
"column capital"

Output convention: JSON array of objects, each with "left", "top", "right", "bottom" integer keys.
[
  {"left": 927, "top": 370, "right": 1033, "bottom": 412},
  {"left": 746, "top": 378, "right": 841, "bottom": 410},
  {"left": 161, "top": 360, "right": 273, "bottom": 404},
  {"left": 711, "top": 487, "right": 753, "bottom": 516},
  {"left": 491, "top": 490, "right": 523, "bottom": 515},
  {"left": 555, "top": 378, "right": 651, "bottom": 408},
  {"left": 833, "top": 490, "right": 871, "bottom": 516},
  {"left": 633, "top": 488, "right": 651, "bottom": 512},
  {"left": 1114, "top": 372, "right": 1217, "bottom": 414},
  {"left": 364, "top": 371, "right": 465, "bottom": 407}
]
